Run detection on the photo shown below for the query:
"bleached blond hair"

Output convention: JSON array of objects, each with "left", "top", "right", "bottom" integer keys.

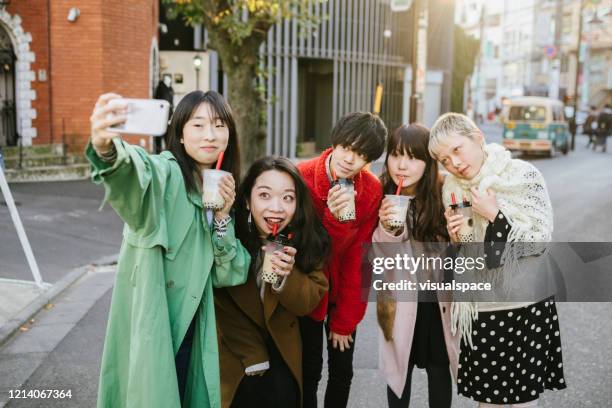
[{"left": 428, "top": 112, "right": 482, "bottom": 159}]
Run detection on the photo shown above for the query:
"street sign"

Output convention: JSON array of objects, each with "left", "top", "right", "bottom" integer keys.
[
  {"left": 544, "top": 45, "right": 557, "bottom": 59},
  {"left": 391, "top": 0, "right": 413, "bottom": 12}
]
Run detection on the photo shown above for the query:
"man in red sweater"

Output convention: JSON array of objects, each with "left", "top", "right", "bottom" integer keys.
[{"left": 297, "top": 112, "right": 386, "bottom": 408}]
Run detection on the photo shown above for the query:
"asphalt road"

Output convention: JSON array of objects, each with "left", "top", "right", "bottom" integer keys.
[{"left": 1, "top": 125, "right": 611, "bottom": 407}]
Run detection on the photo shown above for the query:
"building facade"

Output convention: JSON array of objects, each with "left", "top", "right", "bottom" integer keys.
[{"left": 0, "top": 0, "right": 159, "bottom": 151}]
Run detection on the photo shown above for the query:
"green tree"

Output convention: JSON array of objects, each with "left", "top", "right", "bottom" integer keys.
[
  {"left": 165, "top": 0, "right": 319, "bottom": 167},
  {"left": 451, "top": 25, "right": 480, "bottom": 113}
]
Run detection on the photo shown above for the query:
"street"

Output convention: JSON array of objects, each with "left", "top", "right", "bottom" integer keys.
[{"left": 1, "top": 125, "right": 611, "bottom": 407}]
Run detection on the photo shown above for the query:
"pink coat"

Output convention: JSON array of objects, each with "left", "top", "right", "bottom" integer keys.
[{"left": 372, "top": 223, "right": 460, "bottom": 398}]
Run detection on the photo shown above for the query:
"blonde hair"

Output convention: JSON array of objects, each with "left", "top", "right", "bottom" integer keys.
[{"left": 428, "top": 112, "right": 482, "bottom": 159}]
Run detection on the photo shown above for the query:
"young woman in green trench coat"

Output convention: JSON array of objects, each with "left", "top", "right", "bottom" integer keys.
[{"left": 87, "top": 91, "right": 251, "bottom": 408}]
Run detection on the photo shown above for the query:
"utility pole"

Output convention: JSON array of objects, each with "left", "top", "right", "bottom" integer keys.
[
  {"left": 409, "top": 0, "right": 427, "bottom": 124},
  {"left": 472, "top": 4, "right": 486, "bottom": 123},
  {"left": 549, "top": 0, "right": 564, "bottom": 100},
  {"left": 571, "top": 0, "right": 585, "bottom": 151}
]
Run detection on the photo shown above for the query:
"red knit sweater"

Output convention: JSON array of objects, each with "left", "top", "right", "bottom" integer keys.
[{"left": 297, "top": 148, "right": 382, "bottom": 335}]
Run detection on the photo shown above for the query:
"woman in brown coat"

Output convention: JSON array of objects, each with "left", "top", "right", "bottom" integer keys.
[{"left": 215, "top": 157, "right": 331, "bottom": 408}]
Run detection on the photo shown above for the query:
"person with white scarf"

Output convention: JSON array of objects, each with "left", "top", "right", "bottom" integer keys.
[{"left": 428, "top": 113, "right": 566, "bottom": 407}]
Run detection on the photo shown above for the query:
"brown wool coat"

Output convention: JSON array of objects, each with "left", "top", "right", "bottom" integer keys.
[{"left": 214, "top": 265, "right": 328, "bottom": 408}]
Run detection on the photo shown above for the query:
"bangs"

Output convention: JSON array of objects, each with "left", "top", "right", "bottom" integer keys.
[{"left": 388, "top": 124, "right": 431, "bottom": 162}]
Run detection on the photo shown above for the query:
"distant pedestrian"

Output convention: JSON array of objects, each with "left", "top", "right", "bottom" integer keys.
[
  {"left": 153, "top": 73, "right": 175, "bottom": 153},
  {"left": 595, "top": 104, "right": 611, "bottom": 153},
  {"left": 584, "top": 106, "right": 598, "bottom": 148}
]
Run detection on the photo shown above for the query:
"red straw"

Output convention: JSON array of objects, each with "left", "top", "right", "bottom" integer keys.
[
  {"left": 451, "top": 192, "right": 457, "bottom": 205},
  {"left": 215, "top": 151, "right": 225, "bottom": 170},
  {"left": 395, "top": 177, "right": 404, "bottom": 195},
  {"left": 272, "top": 223, "right": 279, "bottom": 236}
]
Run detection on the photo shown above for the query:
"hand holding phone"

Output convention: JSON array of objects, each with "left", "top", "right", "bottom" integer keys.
[
  {"left": 107, "top": 98, "right": 170, "bottom": 136},
  {"left": 90, "top": 93, "right": 127, "bottom": 155}
]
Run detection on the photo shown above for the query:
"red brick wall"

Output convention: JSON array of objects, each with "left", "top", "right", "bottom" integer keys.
[
  {"left": 6, "top": 0, "right": 52, "bottom": 145},
  {"left": 8, "top": 0, "right": 159, "bottom": 151}
]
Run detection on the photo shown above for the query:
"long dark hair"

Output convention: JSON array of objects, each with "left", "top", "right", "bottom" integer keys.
[
  {"left": 235, "top": 157, "right": 331, "bottom": 274},
  {"left": 380, "top": 124, "right": 448, "bottom": 243},
  {"left": 165, "top": 90, "right": 241, "bottom": 192}
]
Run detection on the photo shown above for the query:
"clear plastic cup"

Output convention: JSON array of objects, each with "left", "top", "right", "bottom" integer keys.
[
  {"left": 385, "top": 194, "right": 411, "bottom": 229},
  {"left": 334, "top": 179, "right": 356, "bottom": 223},
  {"left": 452, "top": 203, "right": 475, "bottom": 242},
  {"left": 262, "top": 240, "right": 285, "bottom": 284},
  {"left": 202, "top": 169, "right": 229, "bottom": 210}
]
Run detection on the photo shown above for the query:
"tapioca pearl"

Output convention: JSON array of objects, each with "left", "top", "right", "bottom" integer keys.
[
  {"left": 490, "top": 330, "right": 496, "bottom": 336},
  {"left": 554, "top": 331, "right": 560, "bottom": 336},
  {"left": 508, "top": 311, "right": 513, "bottom": 317}
]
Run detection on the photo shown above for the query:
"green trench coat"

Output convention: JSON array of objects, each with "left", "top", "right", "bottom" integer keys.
[{"left": 86, "top": 138, "right": 250, "bottom": 408}]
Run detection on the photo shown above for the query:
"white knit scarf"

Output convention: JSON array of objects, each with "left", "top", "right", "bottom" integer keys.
[{"left": 442, "top": 143, "right": 554, "bottom": 348}]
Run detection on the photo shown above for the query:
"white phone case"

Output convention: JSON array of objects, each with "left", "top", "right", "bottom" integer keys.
[{"left": 107, "top": 98, "right": 170, "bottom": 136}]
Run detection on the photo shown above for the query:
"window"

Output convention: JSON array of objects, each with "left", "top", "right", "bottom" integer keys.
[{"left": 508, "top": 105, "right": 547, "bottom": 122}]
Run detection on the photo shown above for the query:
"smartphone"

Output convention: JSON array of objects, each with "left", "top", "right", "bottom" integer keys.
[{"left": 107, "top": 98, "right": 170, "bottom": 136}]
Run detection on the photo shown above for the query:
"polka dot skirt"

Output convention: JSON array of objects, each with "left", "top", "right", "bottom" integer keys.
[{"left": 457, "top": 297, "right": 567, "bottom": 404}]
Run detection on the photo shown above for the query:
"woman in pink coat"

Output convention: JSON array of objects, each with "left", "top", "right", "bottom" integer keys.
[{"left": 373, "top": 124, "right": 460, "bottom": 408}]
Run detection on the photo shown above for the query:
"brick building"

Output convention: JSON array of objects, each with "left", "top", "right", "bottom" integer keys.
[{"left": 0, "top": 0, "right": 159, "bottom": 151}]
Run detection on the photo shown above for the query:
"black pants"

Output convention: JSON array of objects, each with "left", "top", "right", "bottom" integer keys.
[
  {"left": 300, "top": 316, "right": 357, "bottom": 408},
  {"left": 175, "top": 317, "right": 197, "bottom": 405},
  {"left": 231, "top": 338, "right": 299, "bottom": 408},
  {"left": 386, "top": 363, "right": 452, "bottom": 408}
]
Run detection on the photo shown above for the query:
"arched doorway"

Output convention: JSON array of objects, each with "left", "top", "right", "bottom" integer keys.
[{"left": 0, "top": 24, "right": 16, "bottom": 147}]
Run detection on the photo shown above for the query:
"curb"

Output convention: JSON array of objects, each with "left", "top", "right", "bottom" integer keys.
[{"left": 0, "top": 254, "right": 118, "bottom": 348}]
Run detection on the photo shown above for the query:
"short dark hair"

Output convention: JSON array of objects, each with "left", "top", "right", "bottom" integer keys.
[
  {"left": 165, "top": 90, "right": 241, "bottom": 193},
  {"left": 330, "top": 112, "right": 387, "bottom": 162},
  {"left": 234, "top": 156, "right": 331, "bottom": 274}
]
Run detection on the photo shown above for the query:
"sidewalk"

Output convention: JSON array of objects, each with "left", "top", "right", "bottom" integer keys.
[{"left": 0, "top": 263, "right": 116, "bottom": 407}]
